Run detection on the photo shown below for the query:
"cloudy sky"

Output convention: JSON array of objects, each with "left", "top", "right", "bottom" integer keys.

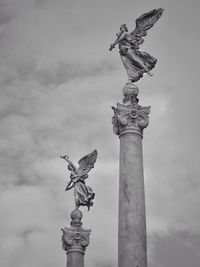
[{"left": 0, "top": 0, "right": 200, "bottom": 267}]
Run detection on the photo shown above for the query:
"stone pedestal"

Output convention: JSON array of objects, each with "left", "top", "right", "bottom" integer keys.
[
  {"left": 112, "top": 83, "right": 150, "bottom": 267},
  {"left": 62, "top": 209, "right": 91, "bottom": 267}
]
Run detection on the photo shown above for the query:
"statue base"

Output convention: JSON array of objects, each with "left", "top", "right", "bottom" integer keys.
[
  {"left": 61, "top": 209, "right": 91, "bottom": 267},
  {"left": 112, "top": 82, "right": 150, "bottom": 137}
]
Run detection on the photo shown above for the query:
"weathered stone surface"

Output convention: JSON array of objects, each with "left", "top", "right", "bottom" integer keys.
[
  {"left": 62, "top": 209, "right": 91, "bottom": 267},
  {"left": 119, "top": 133, "right": 147, "bottom": 267},
  {"left": 67, "top": 251, "right": 84, "bottom": 267}
]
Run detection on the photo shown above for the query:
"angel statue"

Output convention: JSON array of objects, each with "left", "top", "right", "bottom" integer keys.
[
  {"left": 60, "top": 150, "right": 98, "bottom": 211},
  {"left": 109, "top": 8, "right": 164, "bottom": 83}
]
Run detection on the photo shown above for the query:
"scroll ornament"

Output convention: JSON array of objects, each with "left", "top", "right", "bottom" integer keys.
[{"left": 112, "top": 101, "right": 150, "bottom": 136}]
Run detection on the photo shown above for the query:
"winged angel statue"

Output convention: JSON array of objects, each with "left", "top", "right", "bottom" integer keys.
[
  {"left": 109, "top": 8, "right": 164, "bottom": 82},
  {"left": 60, "top": 150, "right": 97, "bottom": 210}
]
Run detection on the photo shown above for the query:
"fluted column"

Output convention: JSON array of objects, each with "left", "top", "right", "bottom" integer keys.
[
  {"left": 112, "top": 82, "right": 150, "bottom": 267},
  {"left": 62, "top": 209, "right": 91, "bottom": 267}
]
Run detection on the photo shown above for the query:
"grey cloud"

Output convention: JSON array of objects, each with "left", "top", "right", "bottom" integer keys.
[
  {"left": 34, "top": 0, "right": 47, "bottom": 7},
  {"left": 0, "top": 2, "right": 13, "bottom": 26},
  {"left": 143, "top": 84, "right": 200, "bottom": 235},
  {"left": 2, "top": 59, "right": 118, "bottom": 87},
  {"left": 94, "top": 264, "right": 115, "bottom": 267},
  {"left": 19, "top": 227, "right": 44, "bottom": 242},
  {"left": 149, "top": 232, "right": 200, "bottom": 267},
  {"left": 33, "top": 60, "right": 117, "bottom": 87}
]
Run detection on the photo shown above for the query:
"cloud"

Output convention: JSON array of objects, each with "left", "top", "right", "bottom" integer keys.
[
  {"left": 0, "top": 1, "right": 14, "bottom": 26},
  {"left": 1, "top": 58, "right": 118, "bottom": 88},
  {"left": 143, "top": 82, "right": 200, "bottom": 235},
  {"left": 33, "top": 60, "right": 118, "bottom": 87},
  {"left": 149, "top": 231, "right": 200, "bottom": 267}
]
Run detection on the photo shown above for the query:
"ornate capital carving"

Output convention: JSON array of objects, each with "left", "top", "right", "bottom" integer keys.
[
  {"left": 112, "top": 83, "right": 150, "bottom": 137},
  {"left": 62, "top": 226, "right": 91, "bottom": 254},
  {"left": 61, "top": 209, "right": 91, "bottom": 254}
]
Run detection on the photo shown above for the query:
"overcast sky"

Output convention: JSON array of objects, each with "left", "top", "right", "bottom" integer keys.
[{"left": 0, "top": 0, "right": 200, "bottom": 267}]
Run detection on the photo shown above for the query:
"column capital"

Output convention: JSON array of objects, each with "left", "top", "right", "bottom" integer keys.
[
  {"left": 61, "top": 209, "right": 91, "bottom": 255},
  {"left": 112, "top": 83, "right": 150, "bottom": 137}
]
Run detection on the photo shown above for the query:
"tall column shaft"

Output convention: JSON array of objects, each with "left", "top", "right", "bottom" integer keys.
[
  {"left": 67, "top": 251, "right": 84, "bottom": 267},
  {"left": 112, "top": 83, "right": 150, "bottom": 267},
  {"left": 119, "top": 133, "right": 146, "bottom": 267}
]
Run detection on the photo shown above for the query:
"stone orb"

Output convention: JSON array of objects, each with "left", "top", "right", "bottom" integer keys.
[
  {"left": 70, "top": 209, "right": 83, "bottom": 221},
  {"left": 123, "top": 82, "right": 139, "bottom": 98}
]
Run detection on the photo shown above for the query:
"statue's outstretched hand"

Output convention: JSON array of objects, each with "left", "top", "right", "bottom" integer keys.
[
  {"left": 109, "top": 44, "right": 115, "bottom": 51},
  {"left": 65, "top": 180, "right": 73, "bottom": 191},
  {"left": 60, "top": 155, "right": 69, "bottom": 159}
]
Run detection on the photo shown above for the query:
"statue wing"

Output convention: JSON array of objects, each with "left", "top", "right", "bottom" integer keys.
[
  {"left": 127, "top": 8, "right": 164, "bottom": 48},
  {"left": 77, "top": 149, "right": 98, "bottom": 176}
]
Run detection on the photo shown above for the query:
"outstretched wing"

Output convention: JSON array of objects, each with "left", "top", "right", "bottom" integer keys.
[
  {"left": 127, "top": 8, "right": 164, "bottom": 48},
  {"left": 77, "top": 149, "right": 98, "bottom": 176}
]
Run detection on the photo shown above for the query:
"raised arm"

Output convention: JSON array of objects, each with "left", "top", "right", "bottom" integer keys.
[
  {"left": 109, "top": 32, "right": 127, "bottom": 51},
  {"left": 60, "top": 155, "right": 77, "bottom": 171},
  {"left": 65, "top": 180, "right": 75, "bottom": 191}
]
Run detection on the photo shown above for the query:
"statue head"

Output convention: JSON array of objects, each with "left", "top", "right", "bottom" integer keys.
[{"left": 120, "top": 24, "right": 128, "bottom": 32}]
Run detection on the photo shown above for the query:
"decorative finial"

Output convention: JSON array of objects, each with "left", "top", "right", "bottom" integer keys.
[
  {"left": 112, "top": 82, "right": 151, "bottom": 137},
  {"left": 61, "top": 208, "right": 91, "bottom": 253},
  {"left": 122, "top": 82, "right": 139, "bottom": 104},
  {"left": 70, "top": 209, "right": 83, "bottom": 227}
]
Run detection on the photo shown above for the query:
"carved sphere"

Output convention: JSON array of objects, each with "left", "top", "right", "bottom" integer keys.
[
  {"left": 70, "top": 209, "right": 83, "bottom": 221},
  {"left": 123, "top": 82, "right": 139, "bottom": 97}
]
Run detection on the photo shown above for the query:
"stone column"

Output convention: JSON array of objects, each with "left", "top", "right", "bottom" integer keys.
[
  {"left": 62, "top": 209, "right": 91, "bottom": 267},
  {"left": 112, "top": 83, "right": 150, "bottom": 267}
]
